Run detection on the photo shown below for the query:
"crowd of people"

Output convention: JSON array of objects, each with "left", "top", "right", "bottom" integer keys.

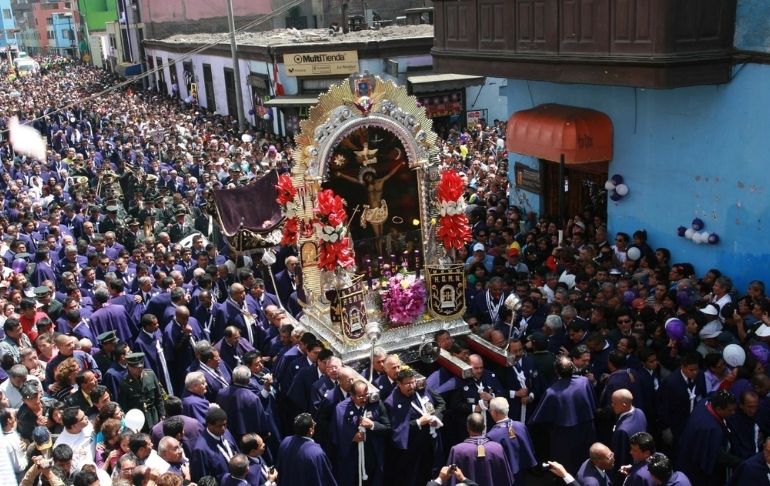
[{"left": 0, "top": 57, "right": 767, "bottom": 486}]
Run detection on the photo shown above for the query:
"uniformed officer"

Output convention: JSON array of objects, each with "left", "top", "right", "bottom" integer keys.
[
  {"left": 118, "top": 352, "right": 165, "bottom": 431},
  {"left": 93, "top": 330, "right": 118, "bottom": 375}
]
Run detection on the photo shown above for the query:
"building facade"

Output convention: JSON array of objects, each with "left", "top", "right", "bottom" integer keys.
[
  {"left": 143, "top": 25, "right": 505, "bottom": 136},
  {"left": 12, "top": 0, "right": 81, "bottom": 56},
  {"left": 0, "top": 0, "right": 17, "bottom": 51},
  {"left": 78, "top": 0, "right": 118, "bottom": 67},
  {"left": 431, "top": 0, "right": 770, "bottom": 290}
]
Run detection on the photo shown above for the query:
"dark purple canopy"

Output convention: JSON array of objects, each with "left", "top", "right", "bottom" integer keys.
[{"left": 212, "top": 170, "right": 283, "bottom": 236}]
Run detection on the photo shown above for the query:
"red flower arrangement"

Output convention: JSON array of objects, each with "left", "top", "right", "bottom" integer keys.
[
  {"left": 314, "top": 189, "right": 355, "bottom": 272},
  {"left": 436, "top": 169, "right": 471, "bottom": 250},
  {"left": 275, "top": 174, "right": 299, "bottom": 246}
]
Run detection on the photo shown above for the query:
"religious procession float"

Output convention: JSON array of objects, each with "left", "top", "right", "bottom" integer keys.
[{"left": 211, "top": 73, "right": 518, "bottom": 379}]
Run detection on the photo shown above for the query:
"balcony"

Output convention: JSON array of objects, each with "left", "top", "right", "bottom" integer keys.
[{"left": 431, "top": 0, "right": 737, "bottom": 88}]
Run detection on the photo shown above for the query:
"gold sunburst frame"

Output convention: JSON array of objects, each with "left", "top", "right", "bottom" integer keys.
[{"left": 289, "top": 73, "right": 469, "bottom": 362}]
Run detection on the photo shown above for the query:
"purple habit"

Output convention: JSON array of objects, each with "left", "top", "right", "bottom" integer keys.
[
  {"left": 611, "top": 407, "right": 647, "bottom": 473},
  {"left": 486, "top": 418, "right": 537, "bottom": 480},
  {"left": 728, "top": 451, "right": 770, "bottom": 486},
  {"left": 675, "top": 401, "right": 731, "bottom": 486},
  {"left": 275, "top": 435, "right": 338, "bottom": 486},
  {"left": 529, "top": 375, "right": 596, "bottom": 474},
  {"left": 446, "top": 436, "right": 512, "bottom": 486}
]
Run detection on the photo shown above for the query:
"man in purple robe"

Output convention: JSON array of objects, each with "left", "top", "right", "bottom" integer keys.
[
  {"left": 198, "top": 346, "right": 232, "bottom": 401},
  {"left": 610, "top": 389, "right": 647, "bottom": 480},
  {"left": 330, "top": 379, "right": 391, "bottom": 486},
  {"left": 190, "top": 407, "right": 240, "bottom": 482},
  {"left": 659, "top": 352, "right": 705, "bottom": 449},
  {"left": 529, "top": 355, "right": 597, "bottom": 474},
  {"left": 648, "top": 453, "right": 692, "bottom": 486},
  {"left": 373, "top": 355, "right": 400, "bottom": 399},
  {"left": 728, "top": 437, "right": 770, "bottom": 485},
  {"left": 446, "top": 412, "right": 512, "bottom": 486},
  {"left": 487, "top": 397, "right": 537, "bottom": 486},
  {"left": 89, "top": 288, "right": 136, "bottom": 343},
  {"left": 383, "top": 366, "right": 445, "bottom": 486},
  {"left": 275, "top": 412, "right": 337, "bottom": 486},
  {"left": 216, "top": 366, "right": 271, "bottom": 444},
  {"left": 576, "top": 442, "right": 615, "bottom": 486},
  {"left": 133, "top": 313, "right": 174, "bottom": 395},
  {"left": 727, "top": 389, "right": 762, "bottom": 460},
  {"left": 163, "top": 305, "right": 204, "bottom": 393},
  {"left": 675, "top": 390, "right": 741, "bottom": 486},
  {"left": 621, "top": 432, "right": 656, "bottom": 486},
  {"left": 181, "top": 371, "right": 212, "bottom": 423},
  {"left": 215, "top": 326, "right": 256, "bottom": 372}
]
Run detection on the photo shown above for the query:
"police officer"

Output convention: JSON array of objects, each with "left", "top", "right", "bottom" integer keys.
[
  {"left": 118, "top": 352, "right": 165, "bottom": 430},
  {"left": 93, "top": 331, "right": 118, "bottom": 375}
]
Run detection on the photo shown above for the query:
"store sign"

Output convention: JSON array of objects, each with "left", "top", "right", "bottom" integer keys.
[
  {"left": 514, "top": 162, "right": 541, "bottom": 194},
  {"left": 283, "top": 50, "right": 359, "bottom": 77},
  {"left": 466, "top": 109, "right": 486, "bottom": 126},
  {"left": 417, "top": 91, "right": 463, "bottom": 119}
]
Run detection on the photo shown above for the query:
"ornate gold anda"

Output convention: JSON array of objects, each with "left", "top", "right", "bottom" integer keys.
[{"left": 292, "top": 74, "right": 440, "bottom": 314}]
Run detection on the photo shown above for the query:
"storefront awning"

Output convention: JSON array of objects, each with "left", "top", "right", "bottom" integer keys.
[
  {"left": 407, "top": 73, "right": 485, "bottom": 94},
  {"left": 264, "top": 96, "right": 318, "bottom": 107},
  {"left": 506, "top": 104, "right": 613, "bottom": 164}
]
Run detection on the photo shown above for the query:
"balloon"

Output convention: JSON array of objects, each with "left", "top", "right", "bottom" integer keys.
[
  {"left": 623, "top": 290, "right": 636, "bottom": 305},
  {"left": 723, "top": 344, "right": 746, "bottom": 367},
  {"left": 676, "top": 290, "right": 692, "bottom": 307},
  {"left": 604, "top": 180, "right": 616, "bottom": 191},
  {"left": 610, "top": 174, "right": 624, "bottom": 186},
  {"left": 708, "top": 233, "right": 720, "bottom": 245},
  {"left": 9, "top": 116, "right": 47, "bottom": 161},
  {"left": 692, "top": 233, "right": 703, "bottom": 244},
  {"left": 750, "top": 343, "right": 770, "bottom": 365},
  {"left": 665, "top": 318, "right": 686, "bottom": 341},
  {"left": 241, "top": 134, "right": 253, "bottom": 143},
  {"left": 684, "top": 228, "right": 695, "bottom": 240},
  {"left": 11, "top": 259, "right": 27, "bottom": 274},
  {"left": 609, "top": 191, "right": 622, "bottom": 202},
  {"left": 124, "top": 409, "right": 145, "bottom": 432},
  {"left": 677, "top": 226, "right": 687, "bottom": 237},
  {"left": 615, "top": 184, "right": 629, "bottom": 196},
  {"left": 691, "top": 218, "right": 704, "bottom": 231},
  {"left": 627, "top": 247, "right": 641, "bottom": 261}
]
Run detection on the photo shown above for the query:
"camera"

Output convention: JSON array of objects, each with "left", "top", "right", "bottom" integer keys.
[
  {"left": 448, "top": 464, "right": 457, "bottom": 473},
  {"left": 39, "top": 458, "right": 53, "bottom": 469}
]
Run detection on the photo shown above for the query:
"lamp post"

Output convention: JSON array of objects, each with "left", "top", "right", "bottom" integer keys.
[
  {"left": 60, "top": 12, "right": 75, "bottom": 58},
  {"left": 225, "top": 0, "right": 246, "bottom": 131}
]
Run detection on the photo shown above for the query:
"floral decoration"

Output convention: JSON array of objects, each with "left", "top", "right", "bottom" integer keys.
[
  {"left": 381, "top": 271, "right": 427, "bottom": 327},
  {"left": 275, "top": 174, "right": 300, "bottom": 246},
  {"left": 436, "top": 169, "right": 472, "bottom": 250},
  {"left": 314, "top": 189, "right": 355, "bottom": 271}
]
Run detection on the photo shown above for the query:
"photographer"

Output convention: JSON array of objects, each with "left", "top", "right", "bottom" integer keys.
[{"left": 426, "top": 465, "right": 478, "bottom": 486}]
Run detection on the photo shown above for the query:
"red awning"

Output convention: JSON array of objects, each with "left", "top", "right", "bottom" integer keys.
[{"left": 506, "top": 103, "right": 613, "bottom": 164}]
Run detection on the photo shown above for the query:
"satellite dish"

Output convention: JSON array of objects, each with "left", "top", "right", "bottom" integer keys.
[{"left": 419, "top": 341, "right": 440, "bottom": 364}]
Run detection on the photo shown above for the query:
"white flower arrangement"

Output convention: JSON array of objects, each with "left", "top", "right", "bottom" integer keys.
[
  {"left": 314, "top": 223, "right": 347, "bottom": 243},
  {"left": 438, "top": 198, "right": 467, "bottom": 217}
]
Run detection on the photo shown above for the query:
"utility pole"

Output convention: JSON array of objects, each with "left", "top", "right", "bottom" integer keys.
[{"left": 225, "top": 0, "right": 246, "bottom": 132}]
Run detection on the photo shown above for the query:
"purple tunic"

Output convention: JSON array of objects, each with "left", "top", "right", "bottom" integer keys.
[
  {"left": 446, "top": 437, "right": 512, "bottom": 486},
  {"left": 275, "top": 435, "right": 337, "bottom": 486},
  {"left": 486, "top": 418, "right": 537, "bottom": 482},
  {"left": 728, "top": 451, "right": 770, "bottom": 486},
  {"left": 675, "top": 400, "right": 731, "bottom": 486},
  {"left": 611, "top": 407, "right": 648, "bottom": 473},
  {"left": 529, "top": 375, "right": 596, "bottom": 474}
]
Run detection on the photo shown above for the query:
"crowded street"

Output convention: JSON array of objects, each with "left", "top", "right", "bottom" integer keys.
[{"left": 0, "top": 2, "right": 769, "bottom": 484}]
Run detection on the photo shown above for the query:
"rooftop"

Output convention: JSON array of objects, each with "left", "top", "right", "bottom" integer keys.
[{"left": 148, "top": 24, "right": 434, "bottom": 48}]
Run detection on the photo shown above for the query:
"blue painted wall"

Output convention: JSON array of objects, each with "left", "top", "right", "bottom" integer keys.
[
  {"left": 504, "top": 63, "right": 770, "bottom": 291},
  {"left": 735, "top": 0, "right": 770, "bottom": 53},
  {"left": 0, "top": 0, "right": 16, "bottom": 49}
]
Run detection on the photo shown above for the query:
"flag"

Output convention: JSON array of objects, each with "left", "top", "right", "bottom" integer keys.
[{"left": 272, "top": 62, "right": 285, "bottom": 97}]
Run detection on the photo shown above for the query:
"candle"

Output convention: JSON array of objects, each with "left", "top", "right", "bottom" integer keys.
[
  {"left": 365, "top": 258, "right": 372, "bottom": 289},
  {"left": 390, "top": 254, "right": 397, "bottom": 271},
  {"left": 402, "top": 251, "right": 409, "bottom": 271},
  {"left": 414, "top": 250, "right": 421, "bottom": 279}
]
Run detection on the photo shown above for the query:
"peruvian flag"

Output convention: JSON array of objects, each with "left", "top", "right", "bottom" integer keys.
[{"left": 273, "top": 62, "right": 285, "bottom": 96}]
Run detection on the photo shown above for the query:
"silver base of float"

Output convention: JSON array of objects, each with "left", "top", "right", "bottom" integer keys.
[{"left": 299, "top": 302, "right": 470, "bottom": 364}]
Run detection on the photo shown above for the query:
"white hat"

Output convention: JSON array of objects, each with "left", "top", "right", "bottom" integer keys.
[
  {"left": 723, "top": 344, "right": 746, "bottom": 367},
  {"left": 699, "top": 321, "right": 722, "bottom": 339},
  {"left": 756, "top": 324, "right": 770, "bottom": 338},
  {"left": 700, "top": 303, "right": 719, "bottom": 316},
  {"left": 472, "top": 243, "right": 485, "bottom": 252}
]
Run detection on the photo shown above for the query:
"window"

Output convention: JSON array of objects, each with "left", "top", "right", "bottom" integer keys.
[
  {"left": 2, "top": 9, "right": 11, "bottom": 20},
  {"left": 47, "top": 17, "right": 53, "bottom": 25}
]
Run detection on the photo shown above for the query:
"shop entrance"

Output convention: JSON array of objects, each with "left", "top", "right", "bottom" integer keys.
[{"left": 542, "top": 161, "right": 608, "bottom": 224}]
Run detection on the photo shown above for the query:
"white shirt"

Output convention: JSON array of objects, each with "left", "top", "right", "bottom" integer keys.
[{"left": 53, "top": 422, "right": 95, "bottom": 471}]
